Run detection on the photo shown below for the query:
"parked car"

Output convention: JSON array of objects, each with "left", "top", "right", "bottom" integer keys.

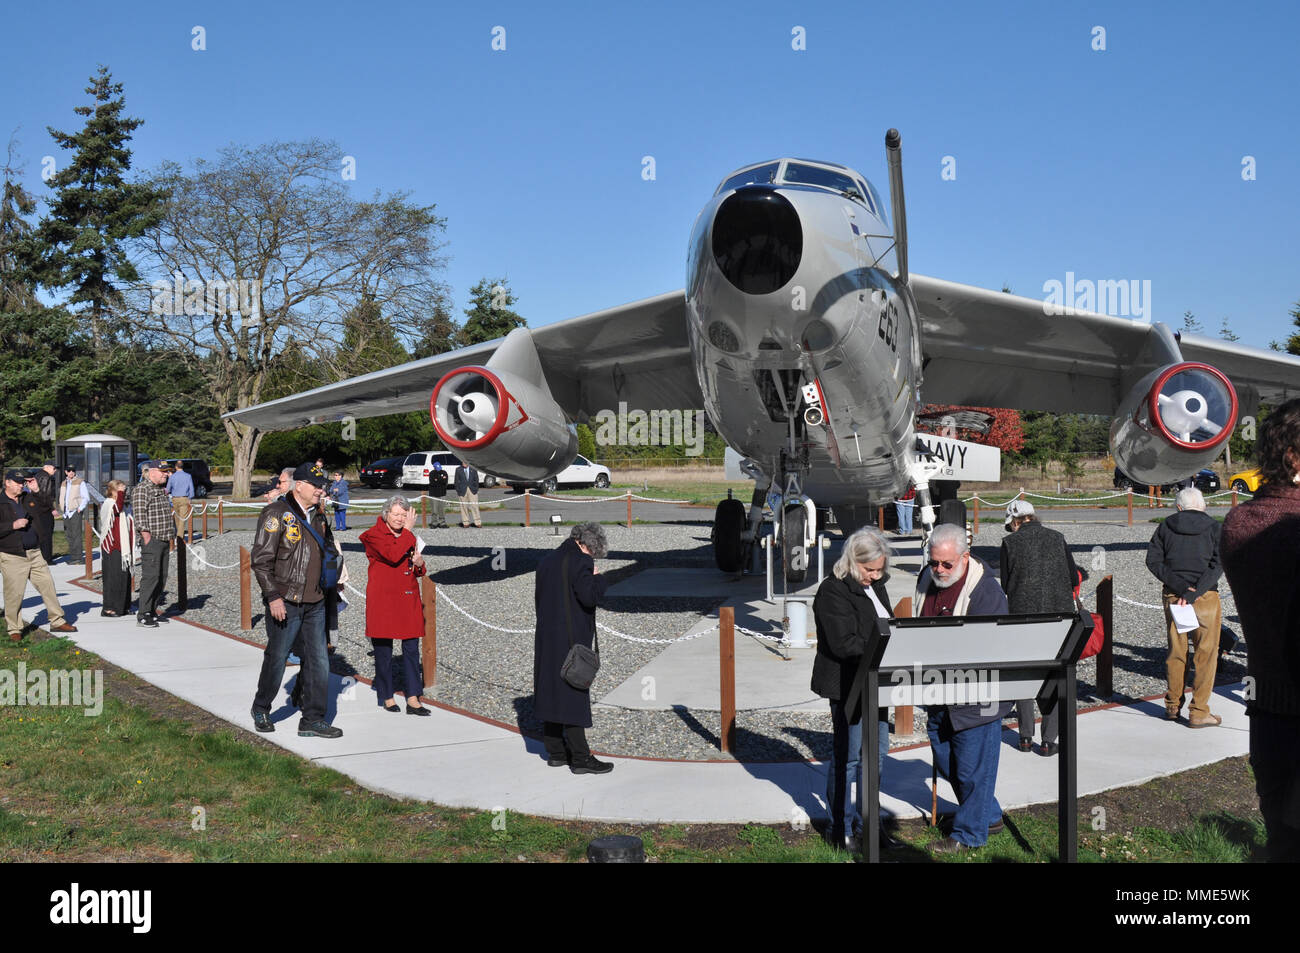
[
  {"left": 507, "top": 455, "right": 612, "bottom": 493},
  {"left": 397, "top": 451, "right": 497, "bottom": 489},
  {"left": 1114, "top": 466, "right": 1220, "bottom": 495},
  {"left": 360, "top": 456, "right": 405, "bottom": 488},
  {"left": 137, "top": 457, "right": 213, "bottom": 498},
  {"left": 1191, "top": 468, "right": 1221, "bottom": 493},
  {"left": 1113, "top": 467, "right": 1178, "bottom": 494},
  {"left": 1227, "top": 467, "right": 1262, "bottom": 493}
]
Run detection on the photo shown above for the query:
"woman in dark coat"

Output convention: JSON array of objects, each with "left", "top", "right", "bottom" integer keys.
[
  {"left": 360, "top": 497, "right": 429, "bottom": 715},
  {"left": 533, "top": 521, "right": 611, "bottom": 773},
  {"left": 812, "top": 526, "right": 895, "bottom": 850},
  {"left": 97, "top": 479, "right": 132, "bottom": 616}
]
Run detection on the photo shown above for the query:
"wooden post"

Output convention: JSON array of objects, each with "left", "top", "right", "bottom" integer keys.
[
  {"left": 187, "top": 508, "right": 194, "bottom": 544},
  {"left": 83, "top": 518, "right": 93, "bottom": 579},
  {"left": 626, "top": 490, "right": 632, "bottom": 529},
  {"left": 420, "top": 577, "right": 437, "bottom": 697},
  {"left": 202, "top": 503, "right": 209, "bottom": 541},
  {"left": 719, "top": 606, "right": 736, "bottom": 754},
  {"left": 239, "top": 545, "right": 252, "bottom": 631},
  {"left": 218, "top": 498, "right": 224, "bottom": 535},
  {"left": 1127, "top": 488, "right": 1133, "bottom": 526},
  {"left": 1017, "top": 488, "right": 1024, "bottom": 501},
  {"left": 524, "top": 489, "right": 531, "bottom": 527},
  {"left": 1096, "top": 574, "right": 1114, "bottom": 698},
  {"left": 893, "top": 596, "right": 913, "bottom": 736},
  {"left": 877, "top": 505, "right": 885, "bottom": 530},
  {"left": 972, "top": 497, "right": 980, "bottom": 534},
  {"left": 421, "top": 495, "right": 427, "bottom": 529},
  {"left": 1231, "top": 488, "right": 1238, "bottom": 508},
  {"left": 176, "top": 536, "right": 187, "bottom": 613}
]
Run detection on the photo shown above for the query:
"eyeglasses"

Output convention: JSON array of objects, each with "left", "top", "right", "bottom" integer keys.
[{"left": 927, "top": 555, "right": 966, "bottom": 570}]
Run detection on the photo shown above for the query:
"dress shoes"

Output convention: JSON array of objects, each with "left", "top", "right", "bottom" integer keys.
[
  {"left": 1189, "top": 712, "right": 1222, "bottom": 728},
  {"left": 1038, "top": 742, "right": 1060, "bottom": 757},
  {"left": 1165, "top": 707, "right": 1182, "bottom": 721},
  {"left": 383, "top": 702, "right": 402, "bottom": 713},
  {"left": 50, "top": 622, "right": 78, "bottom": 633},
  {"left": 938, "top": 812, "right": 1005, "bottom": 837},
  {"left": 569, "top": 754, "right": 613, "bottom": 775},
  {"left": 1018, "top": 737, "right": 1034, "bottom": 752},
  {"left": 546, "top": 755, "right": 569, "bottom": 767},
  {"left": 405, "top": 703, "right": 431, "bottom": 716}
]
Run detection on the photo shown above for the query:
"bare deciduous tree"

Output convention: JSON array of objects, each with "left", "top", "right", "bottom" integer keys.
[{"left": 134, "top": 139, "right": 449, "bottom": 496}]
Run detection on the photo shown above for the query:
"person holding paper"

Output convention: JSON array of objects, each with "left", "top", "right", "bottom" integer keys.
[{"left": 1145, "top": 487, "right": 1223, "bottom": 727}]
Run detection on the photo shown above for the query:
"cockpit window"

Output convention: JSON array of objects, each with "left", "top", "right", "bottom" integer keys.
[
  {"left": 717, "top": 162, "right": 780, "bottom": 194},
  {"left": 782, "top": 163, "right": 870, "bottom": 209}
]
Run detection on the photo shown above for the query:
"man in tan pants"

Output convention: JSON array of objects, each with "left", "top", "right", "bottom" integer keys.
[
  {"left": 1, "top": 470, "right": 77, "bottom": 640},
  {"left": 1145, "top": 487, "right": 1223, "bottom": 726}
]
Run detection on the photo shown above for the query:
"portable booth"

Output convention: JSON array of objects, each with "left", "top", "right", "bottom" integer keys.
[{"left": 55, "top": 434, "right": 139, "bottom": 495}]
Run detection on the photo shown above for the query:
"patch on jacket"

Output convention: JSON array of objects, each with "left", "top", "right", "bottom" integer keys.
[
  {"left": 263, "top": 516, "right": 280, "bottom": 533},
  {"left": 282, "top": 512, "right": 302, "bottom": 543}
]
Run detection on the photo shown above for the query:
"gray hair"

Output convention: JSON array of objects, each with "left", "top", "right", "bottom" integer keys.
[
  {"left": 832, "top": 526, "right": 892, "bottom": 581},
  {"left": 1175, "top": 487, "right": 1206, "bottom": 511},
  {"left": 570, "top": 521, "right": 609, "bottom": 558},
  {"left": 381, "top": 496, "right": 414, "bottom": 519},
  {"left": 279, "top": 467, "right": 295, "bottom": 490},
  {"left": 927, "top": 522, "right": 969, "bottom": 555}
]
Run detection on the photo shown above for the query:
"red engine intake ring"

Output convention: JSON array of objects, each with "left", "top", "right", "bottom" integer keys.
[
  {"left": 430, "top": 366, "right": 510, "bottom": 450},
  {"left": 1146, "top": 362, "right": 1238, "bottom": 451}
]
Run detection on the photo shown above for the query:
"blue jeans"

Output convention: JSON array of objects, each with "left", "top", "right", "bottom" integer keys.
[
  {"left": 927, "top": 708, "right": 1003, "bottom": 846},
  {"left": 253, "top": 598, "right": 329, "bottom": 723},
  {"left": 895, "top": 500, "right": 913, "bottom": 533},
  {"left": 827, "top": 700, "right": 890, "bottom": 840}
]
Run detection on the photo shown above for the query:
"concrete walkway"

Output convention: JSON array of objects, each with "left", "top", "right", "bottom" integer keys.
[{"left": 3, "top": 555, "right": 1250, "bottom": 825}]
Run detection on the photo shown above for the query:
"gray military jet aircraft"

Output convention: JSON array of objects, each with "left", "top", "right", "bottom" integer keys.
[{"left": 227, "top": 130, "right": 1300, "bottom": 583}]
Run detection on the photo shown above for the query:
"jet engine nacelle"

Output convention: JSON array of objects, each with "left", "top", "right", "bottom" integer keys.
[
  {"left": 429, "top": 365, "right": 577, "bottom": 482},
  {"left": 1109, "top": 362, "right": 1237, "bottom": 486}
]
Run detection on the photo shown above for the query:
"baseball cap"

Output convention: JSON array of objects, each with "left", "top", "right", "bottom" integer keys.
[
  {"left": 1004, "top": 499, "right": 1035, "bottom": 528},
  {"left": 5, "top": 468, "right": 28, "bottom": 483},
  {"left": 292, "top": 462, "right": 329, "bottom": 488},
  {"left": 142, "top": 459, "right": 169, "bottom": 471}
]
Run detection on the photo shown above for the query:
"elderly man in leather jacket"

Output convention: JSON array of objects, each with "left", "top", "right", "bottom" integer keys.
[{"left": 249, "top": 462, "right": 342, "bottom": 738}]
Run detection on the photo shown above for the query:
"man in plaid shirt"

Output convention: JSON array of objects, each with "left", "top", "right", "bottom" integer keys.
[{"left": 132, "top": 460, "right": 176, "bottom": 627}]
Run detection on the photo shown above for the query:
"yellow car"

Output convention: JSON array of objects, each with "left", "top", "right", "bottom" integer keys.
[{"left": 1228, "top": 468, "right": 1262, "bottom": 493}]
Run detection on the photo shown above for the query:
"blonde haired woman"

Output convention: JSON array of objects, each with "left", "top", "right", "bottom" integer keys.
[
  {"left": 98, "top": 479, "right": 134, "bottom": 616},
  {"left": 812, "top": 526, "right": 895, "bottom": 851}
]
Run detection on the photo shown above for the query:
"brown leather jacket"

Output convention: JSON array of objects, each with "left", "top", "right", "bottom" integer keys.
[{"left": 250, "top": 496, "right": 334, "bottom": 603}]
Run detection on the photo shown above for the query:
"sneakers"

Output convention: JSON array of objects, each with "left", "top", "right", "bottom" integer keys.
[
  {"left": 137, "top": 615, "right": 159, "bottom": 628},
  {"left": 297, "top": 720, "right": 343, "bottom": 738},
  {"left": 546, "top": 755, "right": 569, "bottom": 767},
  {"left": 1018, "top": 737, "right": 1034, "bottom": 752},
  {"left": 569, "top": 754, "right": 613, "bottom": 775},
  {"left": 1038, "top": 742, "right": 1060, "bottom": 757},
  {"left": 930, "top": 836, "right": 971, "bottom": 855},
  {"left": 251, "top": 711, "right": 275, "bottom": 732}
]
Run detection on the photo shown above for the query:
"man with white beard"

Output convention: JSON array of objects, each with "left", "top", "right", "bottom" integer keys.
[{"left": 913, "top": 523, "right": 1012, "bottom": 854}]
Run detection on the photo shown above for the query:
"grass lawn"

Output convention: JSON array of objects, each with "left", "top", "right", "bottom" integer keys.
[{"left": 0, "top": 633, "right": 1265, "bottom": 863}]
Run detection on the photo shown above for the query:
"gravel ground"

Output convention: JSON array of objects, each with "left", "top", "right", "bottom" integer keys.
[{"left": 82, "top": 511, "right": 1245, "bottom": 762}]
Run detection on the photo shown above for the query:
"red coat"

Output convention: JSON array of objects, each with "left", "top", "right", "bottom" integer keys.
[{"left": 359, "top": 517, "right": 427, "bottom": 640}]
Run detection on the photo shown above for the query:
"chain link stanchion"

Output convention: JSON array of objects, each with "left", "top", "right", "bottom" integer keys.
[
  {"left": 524, "top": 489, "right": 530, "bottom": 528},
  {"left": 218, "top": 498, "right": 224, "bottom": 535},
  {"left": 421, "top": 576, "right": 437, "bottom": 697},
  {"left": 239, "top": 546, "right": 252, "bottom": 631},
  {"left": 1096, "top": 575, "right": 1113, "bottom": 698},
  {"left": 720, "top": 606, "right": 736, "bottom": 754},
  {"left": 626, "top": 489, "right": 632, "bottom": 528},
  {"left": 202, "top": 503, "right": 209, "bottom": 540},
  {"left": 972, "top": 496, "right": 979, "bottom": 533},
  {"left": 1128, "top": 487, "right": 1133, "bottom": 526}
]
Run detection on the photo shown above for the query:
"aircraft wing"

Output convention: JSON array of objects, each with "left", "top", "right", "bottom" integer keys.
[
  {"left": 911, "top": 274, "right": 1300, "bottom": 414},
  {"left": 224, "top": 291, "right": 698, "bottom": 431}
]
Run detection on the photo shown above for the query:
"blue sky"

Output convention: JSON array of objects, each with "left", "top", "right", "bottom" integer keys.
[{"left": 3, "top": 0, "right": 1296, "bottom": 349}]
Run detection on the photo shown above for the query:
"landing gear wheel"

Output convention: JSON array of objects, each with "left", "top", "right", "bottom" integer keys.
[
  {"left": 712, "top": 497, "right": 746, "bottom": 572},
  {"left": 782, "top": 504, "right": 808, "bottom": 585}
]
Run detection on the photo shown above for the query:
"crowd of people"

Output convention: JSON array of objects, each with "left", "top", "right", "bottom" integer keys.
[{"left": 3, "top": 426, "right": 1296, "bottom": 862}]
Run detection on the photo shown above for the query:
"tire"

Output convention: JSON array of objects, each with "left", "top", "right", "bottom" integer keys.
[
  {"left": 542, "top": 477, "right": 558, "bottom": 494},
  {"left": 782, "top": 504, "right": 808, "bottom": 585},
  {"left": 394, "top": 476, "right": 405, "bottom": 488},
  {"left": 594, "top": 473, "right": 610, "bottom": 488},
  {"left": 712, "top": 497, "right": 746, "bottom": 572},
  {"left": 1232, "top": 479, "right": 1249, "bottom": 493}
]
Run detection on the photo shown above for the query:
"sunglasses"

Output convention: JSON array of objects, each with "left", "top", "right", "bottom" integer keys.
[{"left": 927, "top": 556, "right": 966, "bottom": 570}]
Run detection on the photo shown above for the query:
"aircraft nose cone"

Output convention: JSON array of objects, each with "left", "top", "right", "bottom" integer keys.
[{"left": 711, "top": 187, "right": 802, "bottom": 294}]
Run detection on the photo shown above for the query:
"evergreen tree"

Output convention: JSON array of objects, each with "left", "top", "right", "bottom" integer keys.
[
  {"left": 412, "top": 298, "right": 460, "bottom": 358},
  {"left": 1181, "top": 310, "right": 1203, "bottom": 335},
  {"left": 1218, "top": 317, "right": 1240, "bottom": 342},
  {"left": 458, "top": 277, "right": 525, "bottom": 346},
  {"left": 1, "top": 135, "right": 38, "bottom": 312},
  {"left": 27, "top": 66, "right": 165, "bottom": 351},
  {"left": 1286, "top": 300, "right": 1300, "bottom": 355}
]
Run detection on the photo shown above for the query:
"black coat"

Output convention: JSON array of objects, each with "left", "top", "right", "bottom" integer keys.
[
  {"left": 1146, "top": 510, "right": 1222, "bottom": 602},
  {"left": 812, "top": 572, "right": 893, "bottom": 723},
  {"left": 454, "top": 465, "right": 479, "bottom": 496},
  {"left": 533, "top": 537, "right": 610, "bottom": 726},
  {"left": 0, "top": 492, "right": 43, "bottom": 556},
  {"left": 999, "top": 520, "right": 1078, "bottom": 614}
]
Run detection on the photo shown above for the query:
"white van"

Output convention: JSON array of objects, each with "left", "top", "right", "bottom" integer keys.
[{"left": 398, "top": 451, "right": 496, "bottom": 489}]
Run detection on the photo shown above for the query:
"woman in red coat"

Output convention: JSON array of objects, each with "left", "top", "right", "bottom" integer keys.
[{"left": 360, "top": 497, "right": 430, "bottom": 715}]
